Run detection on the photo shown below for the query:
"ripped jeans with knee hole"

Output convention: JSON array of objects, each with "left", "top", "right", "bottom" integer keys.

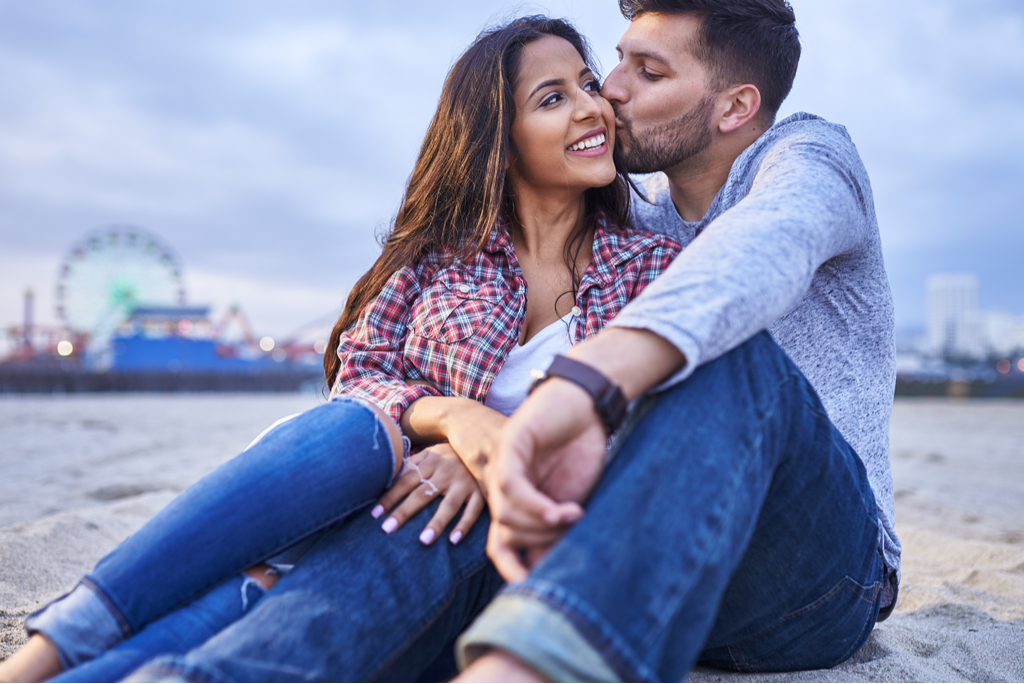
[{"left": 26, "top": 397, "right": 401, "bottom": 682}]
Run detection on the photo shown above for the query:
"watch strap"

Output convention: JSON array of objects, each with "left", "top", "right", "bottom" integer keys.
[{"left": 531, "top": 354, "right": 627, "bottom": 434}]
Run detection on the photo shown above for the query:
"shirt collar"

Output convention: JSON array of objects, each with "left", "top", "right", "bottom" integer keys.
[
  {"left": 584, "top": 212, "right": 618, "bottom": 288},
  {"left": 483, "top": 216, "right": 515, "bottom": 256}
]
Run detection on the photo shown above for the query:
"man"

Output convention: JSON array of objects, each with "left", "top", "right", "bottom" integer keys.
[
  {"left": 455, "top": 0, "right": 899, "bottom": 680},
  {"left": 130, "top": 1, "right": 897, "bottom": 681}
]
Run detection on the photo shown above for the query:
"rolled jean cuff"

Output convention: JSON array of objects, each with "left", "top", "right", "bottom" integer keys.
[
  {"left": 25, "top": 582, "right": 125, "bottom": 669},
  {"left": 456, "top": 591, "right": 619, "bottom": 683}
]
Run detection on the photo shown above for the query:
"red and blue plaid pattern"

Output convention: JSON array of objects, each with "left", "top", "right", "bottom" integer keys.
[{"left": 331, "top": 216, "right": 681, "bottom": 423}]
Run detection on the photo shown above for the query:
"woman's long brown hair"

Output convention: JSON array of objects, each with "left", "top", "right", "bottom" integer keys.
[{"left": 324, "top": 16, "right": 631, "bottom": 391}]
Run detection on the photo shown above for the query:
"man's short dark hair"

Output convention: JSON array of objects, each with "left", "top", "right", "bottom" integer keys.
[{"left": 619, "top": 0, "right": 800, "bottom": 120}]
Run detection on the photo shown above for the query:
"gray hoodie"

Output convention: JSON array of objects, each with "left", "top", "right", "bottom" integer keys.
[{"left": 614, "top": 112, "right": 900, "bottom": 576}]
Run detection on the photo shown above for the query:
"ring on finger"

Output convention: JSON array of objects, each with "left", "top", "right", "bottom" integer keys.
[{"left": 403, "top": 455, "right": 439, "bottom": 495}]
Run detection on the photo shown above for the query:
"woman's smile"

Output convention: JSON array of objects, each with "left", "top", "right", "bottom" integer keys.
[{"left": 567, "top": 128, "right": 607, "bottom": 156}]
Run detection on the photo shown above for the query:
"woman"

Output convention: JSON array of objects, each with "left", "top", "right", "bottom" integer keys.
[{"left": 0, "top": 16, "right": 680, "bottom": 683}]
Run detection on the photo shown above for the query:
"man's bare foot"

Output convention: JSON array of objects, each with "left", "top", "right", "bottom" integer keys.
[
  {"left": 452, "top": 649, "right": 549, "bottom": 683},
  {"left": 0, "top": 634, "right": 62, "bottom": 683}
]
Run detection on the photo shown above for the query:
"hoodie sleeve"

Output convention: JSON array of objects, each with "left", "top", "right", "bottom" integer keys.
[{"left": 610, "top": 128, "right": 874, "bottom": 390}]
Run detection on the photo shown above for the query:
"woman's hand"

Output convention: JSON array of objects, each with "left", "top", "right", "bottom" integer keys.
[
  {"left": 400, "top": 396, "right": 508, "bottom": 489},
  {"left": 370, "top": 442, "right": 485, "bottom": 546}
]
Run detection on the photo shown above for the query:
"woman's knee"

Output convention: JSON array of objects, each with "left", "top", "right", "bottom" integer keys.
[
  {"left": 355, "top": 401, "right": 405, "bottom": 478},
  {"left": 253, "top": 400, "right": 406, "bottom": 484}
]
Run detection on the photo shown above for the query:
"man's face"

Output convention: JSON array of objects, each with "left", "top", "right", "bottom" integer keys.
[{"left": 602, "top": 12, "right": 718, "bottom": 174}]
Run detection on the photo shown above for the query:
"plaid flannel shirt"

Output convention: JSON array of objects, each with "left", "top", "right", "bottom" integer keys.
[{"left": 330, "top": 216, "right": 681, "bottom": 423}]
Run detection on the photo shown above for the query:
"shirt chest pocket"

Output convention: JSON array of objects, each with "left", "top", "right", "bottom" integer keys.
[{"left": 409, "top": 270, "right": 505, "bottom": 344}]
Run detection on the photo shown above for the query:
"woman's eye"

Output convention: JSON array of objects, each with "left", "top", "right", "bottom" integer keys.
[
  {"left": 540, "top": 92, "right": 563, "bottom": 107},
  {"left": 583, "top": 79, "right": 601, "bottom": 93}
]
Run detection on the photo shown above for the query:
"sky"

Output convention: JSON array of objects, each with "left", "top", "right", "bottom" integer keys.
[{"left": 1, "top": 0, "right": 1022, "bottom": 346}]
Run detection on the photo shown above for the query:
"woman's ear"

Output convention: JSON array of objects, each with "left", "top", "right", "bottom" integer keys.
[
  {"left": 504, "top": 143, "right": 521, "bottom": 178},
  {"left": 718, "top": 84, "right": 762, "bottom": 134}
]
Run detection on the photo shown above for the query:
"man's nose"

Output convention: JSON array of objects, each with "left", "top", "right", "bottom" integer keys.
[{"left": 602, "top": 64, "right": 628, "bottom": 106}]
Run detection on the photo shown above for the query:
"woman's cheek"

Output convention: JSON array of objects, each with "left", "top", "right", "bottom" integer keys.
[{"left": 599, "top": 98, "right": 615, "bottom": 128}]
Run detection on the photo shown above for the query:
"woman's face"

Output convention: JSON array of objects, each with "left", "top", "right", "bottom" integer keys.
[{"left": 507, "top": 35, "right": 617, "bottom": 197}]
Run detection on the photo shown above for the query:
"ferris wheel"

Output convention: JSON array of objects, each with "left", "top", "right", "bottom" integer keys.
[{"left": 56, "top": 225, "right": 186, "bottom": 337}]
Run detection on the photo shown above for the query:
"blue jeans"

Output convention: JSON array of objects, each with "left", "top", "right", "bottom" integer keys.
[
  {"left": 129, "top": 332, "right": 887, "bottom": 682},
  {"left": 27, "top": 397, "right": 400, "bottom": 681},
  {"left": 50, "top": 574, "right": 267, "bottom": 683},
  {"left": 458, "top": 331, "right": 886, "bottom": 680}
]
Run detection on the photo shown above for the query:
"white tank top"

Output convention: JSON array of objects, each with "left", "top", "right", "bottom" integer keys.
[{"left": 484, "top": 314, "right": 576, "bottom": 416}]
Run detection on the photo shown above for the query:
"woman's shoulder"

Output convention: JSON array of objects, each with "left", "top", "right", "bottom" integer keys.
[
  {"left": 410, "top": 244, "right": 509, "bottom": 288},
  {"left": 595, "top": 216, "right": 683, "bottom": 265},
  {"left": 374, "top": 251, "right": 452, "bottom": 299}
]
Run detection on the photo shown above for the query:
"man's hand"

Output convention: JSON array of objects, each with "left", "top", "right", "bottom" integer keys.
[
  {"left": 485, "top": 327, "right": 686, "bottom": 582},
  {"left": 485, "top": 377, "right": 608, "bottom": 581}
]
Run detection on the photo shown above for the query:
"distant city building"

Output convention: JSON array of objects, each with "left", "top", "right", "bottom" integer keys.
[
  {"left": 926, "top": 273, "right": 1024, "bottom": 359},
  {"left": 983, "top": 311, "right": 1024, "bottom": 357},
  {"left": 928, "top": 273, "right": 982, "bottom": 358}
]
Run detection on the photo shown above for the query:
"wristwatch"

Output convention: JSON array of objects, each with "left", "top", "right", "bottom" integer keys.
[{"left": 529, "top": 354, "right": 627, "bottom": 434}]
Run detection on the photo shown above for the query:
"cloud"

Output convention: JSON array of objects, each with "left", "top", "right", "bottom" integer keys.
[{"left": 1, "top": 0, "right": 1021, "bottom": 344}]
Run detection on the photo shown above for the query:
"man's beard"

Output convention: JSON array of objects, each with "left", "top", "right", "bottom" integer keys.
[{"left": 614, "top": 94, "right": 717, "bottom": 174}]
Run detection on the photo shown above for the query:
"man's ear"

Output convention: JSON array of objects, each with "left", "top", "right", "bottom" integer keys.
[{"left": 718, "top": 84, "right": 762, "bottom": 134}]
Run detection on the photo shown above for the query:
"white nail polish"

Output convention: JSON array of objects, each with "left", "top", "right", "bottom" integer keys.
[
  {"left": 419, "top": 528, "right": 436, "bottom": 545},
  {"left": 370, "top": 504, "right": 384, "bottom": 519},
  {"left": 449, "top": 530, "right": 463, "bottom": 545},
  {"left": 382, "top": 517, "right": 398, "bottom": 534}
]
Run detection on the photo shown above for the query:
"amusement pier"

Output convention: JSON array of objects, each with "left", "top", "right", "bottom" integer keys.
[{"left": 1, "top": 226, "right": 325, "bottom": 393}]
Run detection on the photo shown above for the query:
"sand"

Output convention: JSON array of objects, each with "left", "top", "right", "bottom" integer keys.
[{"left": 1, "top": 395, "right": 1023, "bottom": 681}]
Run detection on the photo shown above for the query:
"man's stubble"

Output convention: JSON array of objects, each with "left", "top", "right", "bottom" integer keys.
[{"left": 614, "top": 94, "right": 717, "bottom": 175}]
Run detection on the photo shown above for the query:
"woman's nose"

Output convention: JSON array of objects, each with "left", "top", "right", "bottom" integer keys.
[{"left": 573, "top": 87, "right": 603, "bottom": 121}]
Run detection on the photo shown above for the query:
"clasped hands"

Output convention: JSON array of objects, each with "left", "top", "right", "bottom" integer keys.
[
  {"left": 372, "top": 379, "right": 607, "bottom": 582},
  {"left": 482, "top": 378, "right": 608, "bottom": 581}
]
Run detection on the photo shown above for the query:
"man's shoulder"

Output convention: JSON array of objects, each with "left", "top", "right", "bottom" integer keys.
[
  {"left": 764, "top": 112, "right": 852, "bottom": 144},
  {"left": 749, "top": 112, "right": 861, "bottom": 168},
  {"left": 724, "top": 112, "right": 870, "bottom": 213}
]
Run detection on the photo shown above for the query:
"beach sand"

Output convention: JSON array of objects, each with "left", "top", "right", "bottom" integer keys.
[{"left": 2, "top": 395, "right": 1023, "bottom": 681}]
